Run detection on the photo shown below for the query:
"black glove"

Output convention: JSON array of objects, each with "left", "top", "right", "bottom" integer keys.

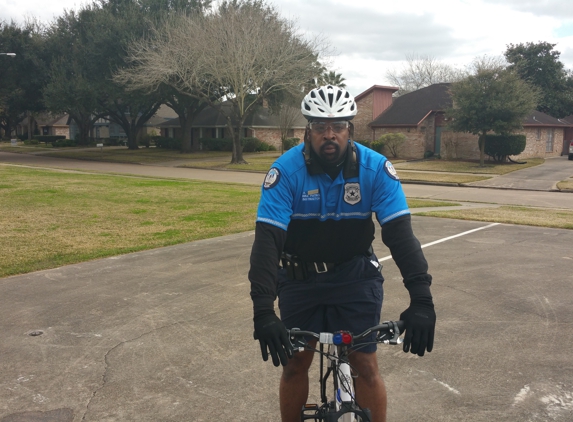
[
  {"left": 253, "top": 312, "right": 293, "bottom": 367},
  {"left": 400, "top": 303, "right": 435, "bottom": 356}
]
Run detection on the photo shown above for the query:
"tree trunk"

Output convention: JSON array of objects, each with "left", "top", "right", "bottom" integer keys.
[
  {"left": 180, "top": 114, "right": 192, "bottom": 153},
  {"left": 228, "top": 118, "right": 246, "bottom": 164},
  {"left": 231, "top": 123, "right": 248, "bottom": 164},
  {"left": 127, "top": 121, "right": 139, "bottom": 150},
  {"left": 27, "top": 111, "right": 32, "bottom": 141},
  {"left": 479, "top": 132, "right": 486, "bottom": 167}
]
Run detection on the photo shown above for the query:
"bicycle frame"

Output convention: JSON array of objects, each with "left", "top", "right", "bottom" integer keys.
[{"left": 293, "top": 321, "right": 403, "bottom": 422}]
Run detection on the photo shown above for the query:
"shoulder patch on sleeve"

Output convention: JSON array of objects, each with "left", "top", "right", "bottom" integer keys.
[
  {"left": 384, "top": 160, "right": 400, "bottom": 180},
  {"left": 263, "top": 167, "right": 281, "bottom": 189}
]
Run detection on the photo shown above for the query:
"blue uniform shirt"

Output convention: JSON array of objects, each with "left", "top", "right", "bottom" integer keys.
[{"left": 256, "top": 142, "right": 410, "bottom": 263}]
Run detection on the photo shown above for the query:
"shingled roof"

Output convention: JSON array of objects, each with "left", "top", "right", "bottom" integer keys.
[
  {"left": 369, "top": 83, "right": 573, "bottom": 128},
  {"left": 523, "top": 110, "right": 570, "bottom": 127},
  {"left": 370, "top": 83, "right": 452, "bottom": 127}
]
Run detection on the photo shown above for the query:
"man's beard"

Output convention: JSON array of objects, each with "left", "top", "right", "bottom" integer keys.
[{"left": 319, "top": 141, "right": 341, "bottom": 163}]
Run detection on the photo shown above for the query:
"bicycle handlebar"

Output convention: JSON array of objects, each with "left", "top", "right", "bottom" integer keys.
[{"left": 288, "top": 320, "right": 405, "bottom": 347}]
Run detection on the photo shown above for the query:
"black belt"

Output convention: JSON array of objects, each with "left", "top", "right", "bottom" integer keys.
[
  {"left": 303, "top": 260, "right": 337, "bottom": 274},
  {"left": 281, "top": 255, "right": 336, "bottom": 280}
]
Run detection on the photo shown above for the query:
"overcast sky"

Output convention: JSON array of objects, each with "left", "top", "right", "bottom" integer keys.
[{"left": 2, "top": 0, "right": 573, "bottom": 96}]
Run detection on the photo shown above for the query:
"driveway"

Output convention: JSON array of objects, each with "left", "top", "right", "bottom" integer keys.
[{"left": 467, "top": 155, "right": 573, "bottom": 191}]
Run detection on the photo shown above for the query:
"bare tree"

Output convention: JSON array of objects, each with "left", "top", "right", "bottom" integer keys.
[
  {"left": 115, "top": 0, "right": 323, "bottom": 163},
  {"left": 386, "top": 53, "right": 465, "bottom": 96},
  {"left": 277, "top": 103, "right": 301, "bottom": 153}
]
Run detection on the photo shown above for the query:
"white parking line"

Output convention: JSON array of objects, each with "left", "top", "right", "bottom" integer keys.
[{"left": 378, "top": 223, "right": 501, "bottom": 262}]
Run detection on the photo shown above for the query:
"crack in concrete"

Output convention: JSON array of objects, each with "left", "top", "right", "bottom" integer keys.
[{"left": 79, "top": 320, "right": 188, "bottom": 421}]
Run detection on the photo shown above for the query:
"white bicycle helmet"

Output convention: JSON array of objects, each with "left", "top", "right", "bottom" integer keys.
[{"left": 301, "top": 85, "right": 357, "bottom": 121}]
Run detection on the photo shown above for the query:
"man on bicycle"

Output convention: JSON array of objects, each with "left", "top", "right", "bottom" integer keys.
[{"left": 249, "top": 85, "right": 436, "bottom": 422}]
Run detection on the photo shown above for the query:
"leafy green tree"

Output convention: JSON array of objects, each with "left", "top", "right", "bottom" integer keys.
[
  {"left": 447, "top": 57, "right": 539, "bottom": 167},
  {"left": 44, "top": 10, "right": 103, "bottom": 145},
  {"left": 505, "top": 42, "right": 573, "bottom": 118},
  {"left": 0, "top": 20, "right": 47, "bottom": 139}
]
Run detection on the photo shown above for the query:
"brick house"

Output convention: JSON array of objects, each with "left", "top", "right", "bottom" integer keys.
[
  {"left": 356, "top": 83, "right": 573, "bottom": 160},
  {"left": 17, "top": 113, "right": 70, "bottom": 139},
  {"left": 158, "top": 102, "right": 306, "bottom": 150},
  {"left": 353, "top": 85, "right": 398, "bottom": 142},
  {"left": 561, "top": 115, "right": 573, "bottom": 156}
]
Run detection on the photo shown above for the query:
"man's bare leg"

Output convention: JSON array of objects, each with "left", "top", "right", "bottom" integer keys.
[
  {"left": 349, "top": 351, "right": 387, "bottom": 422},
  {"left": 279, "top": 341, "right": 315, "bottom": 422}
]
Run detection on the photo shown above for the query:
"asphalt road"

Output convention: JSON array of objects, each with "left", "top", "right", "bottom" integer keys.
[{"left": 1, "top": 151, "right": 573, "bottom": 421}]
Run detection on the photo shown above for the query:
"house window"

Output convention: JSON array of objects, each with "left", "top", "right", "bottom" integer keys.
[
  {"left": 546, "top": 129, "right": 554, "bottom": 152},
  {"left": 211, "top": 128, "right": 217, "bottom": 138},
  {"left": 536, "top": 128, "right": 541, "bottom": 140}
]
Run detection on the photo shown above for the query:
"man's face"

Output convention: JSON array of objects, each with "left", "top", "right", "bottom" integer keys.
[{"left": 308, "top": 119, "right": 350, "bottom": 163}]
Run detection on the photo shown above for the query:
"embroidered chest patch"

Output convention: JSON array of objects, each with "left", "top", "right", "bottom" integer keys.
[{"left": 344, "top": 183, "right": 361, "bottom": 205}]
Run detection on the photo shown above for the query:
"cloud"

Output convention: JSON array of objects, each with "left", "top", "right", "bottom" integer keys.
[
  {"left": 481, "top": 0, "right": 573, "bottom": 19},
  {"left": 277, "top": 0, "right": 459, "bottom": 61}
]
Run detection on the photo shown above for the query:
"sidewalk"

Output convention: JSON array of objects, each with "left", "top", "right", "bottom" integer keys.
[{"left": 2, "top": 150, "right": 573, "bottom": 210}]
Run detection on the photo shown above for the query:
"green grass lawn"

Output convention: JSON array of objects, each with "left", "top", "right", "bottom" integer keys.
[
  {"left": 0, "top": 166, "right": 261, "bottom": 278},
  {"left": 0, "top": 165, "right": 462, "bottom": 278}
]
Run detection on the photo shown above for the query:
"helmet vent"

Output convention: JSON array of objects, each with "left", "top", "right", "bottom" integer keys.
[
  {"left": 318, "top": 89, "right": 327, "bottom": 103},
  {"left": 336, "top": 90, "right": 342, "bottom": 102}
]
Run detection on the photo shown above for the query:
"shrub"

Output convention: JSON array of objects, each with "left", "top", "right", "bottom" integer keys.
[
  {"left": 353, "top": 140, "right": 371, "bottom": 149},
  {"left": 154, "top": 137, "right": 182, "bottom": 150},
  {"left": 35, "top": 135, "right": 66, "bottom": 145},
  {"left": 23, "top": 139, "right": 39, "bottom": 145},
  {"left": 283, "top": 137, "right": 300, "bottom": 151},
  {"left": 52, "top": 139, "right": 77, "bottom": 148},
  {"left": 140, "top": 134, "right": 153, "bottom": 148},
  {"left": 17, "top": 134, "right": 28, "bottom": 141},
  {"left": 370, "top": 139, "right": 385, "bottom": 154},
  {"left": 484, "top": 134, "right": 526, "bottom": 162},
  {"left": 424, "top": 150, "right": 434, "bottom": 159},
  {"left": 377, "top": 133, "right": 405, "bottom": 158},
  {"left": 242, "top": 137, "right": 263, "bottom": 152},
  {"left": 201, "top": 138, "right": 233, "bottom": 151},
  {"left": 200, "top": 137, "right": 268, "bottom": 152}
]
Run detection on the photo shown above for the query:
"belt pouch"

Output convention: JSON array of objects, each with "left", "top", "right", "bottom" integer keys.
[{"left": 281, "top": 253, "right": 307, "bottom": 281}]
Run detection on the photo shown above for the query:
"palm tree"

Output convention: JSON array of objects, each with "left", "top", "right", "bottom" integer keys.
[{"left": 320, "top": 71, "right": 346, "bottom": 88}]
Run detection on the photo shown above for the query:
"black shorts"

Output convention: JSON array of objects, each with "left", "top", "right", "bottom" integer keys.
[{"left": 277, "top": 253, "right": 384, "bottom": 353}]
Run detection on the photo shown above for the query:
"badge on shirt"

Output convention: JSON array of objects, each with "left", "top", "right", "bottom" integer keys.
[
  {"left": 263, "top": 167, "right": 281, "bottom": 189},
  {"left": 344, "top": 183, "right": 361, "bottom": 205},
  {"left": 384, "top": 160, "right": 400, "bottom": 180}
]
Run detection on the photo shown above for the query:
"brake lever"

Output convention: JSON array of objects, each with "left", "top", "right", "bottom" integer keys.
[
  {"left": 388, "top": 321, "right": 403, "bottom": 345},
  {"left": 378, "top": 321, "right": 403, "bottom": 345}
]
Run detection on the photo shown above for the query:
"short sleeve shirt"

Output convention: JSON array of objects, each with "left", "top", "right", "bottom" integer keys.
[{"left": 256, "top": 142, "right": 409, "bottom": 262}]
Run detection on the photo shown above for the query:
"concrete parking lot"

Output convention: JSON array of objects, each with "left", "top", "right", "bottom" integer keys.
[
  {"left": 1, "top": 217, "right": 572, "bottom": 421},
  {"left": 1, "top": 152, "right": 573, "bottom": 421}
]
